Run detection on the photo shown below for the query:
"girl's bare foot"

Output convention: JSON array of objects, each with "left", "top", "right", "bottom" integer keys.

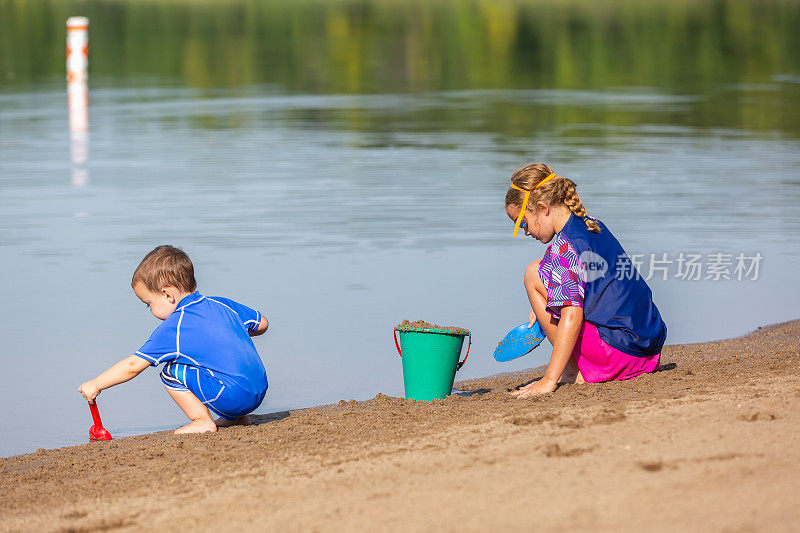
[
  {"left": 174, "top": 419, "right": 217, "bottom": 434},
  {"left": 510, "top": 377, "right": 558, "bottom": 398},
  {"left": 215, "top": 416, "right": 251, "bottom": 428},
  {"left": 560, "top": 357, "right": 584, "bottom": 384}
]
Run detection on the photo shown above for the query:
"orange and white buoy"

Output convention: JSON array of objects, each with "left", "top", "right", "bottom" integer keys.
[
  {"left": 66, "top": 17, "right": 89, "bottom": 85},
  {"left": 66, "top": 17, "right": 89, "bottom": 186}
]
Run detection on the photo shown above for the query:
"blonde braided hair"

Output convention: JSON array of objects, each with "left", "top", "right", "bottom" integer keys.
[{"left": 504, "top": 163, "right": 600, "bottom": 234}]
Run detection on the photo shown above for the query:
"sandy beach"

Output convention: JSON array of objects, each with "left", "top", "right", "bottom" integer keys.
[{"left": 2, "top": 319, "right": 799, "bottom": 532}]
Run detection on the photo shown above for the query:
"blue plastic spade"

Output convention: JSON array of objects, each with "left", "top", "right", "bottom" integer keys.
[{"left": 493, "top": 321, "right": 547, "bottom": 362}]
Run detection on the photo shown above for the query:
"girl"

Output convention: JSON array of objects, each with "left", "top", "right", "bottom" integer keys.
[{"left": 504, "top": 163, "right": 667, "bottom": 398}]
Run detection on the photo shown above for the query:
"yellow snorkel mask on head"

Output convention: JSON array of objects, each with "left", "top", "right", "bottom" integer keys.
[{"left": 510, "top": 173, "right": 558, "bottom": 237}]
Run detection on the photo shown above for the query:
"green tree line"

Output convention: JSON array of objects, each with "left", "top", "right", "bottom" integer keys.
[{"left": 1, "top": 0, "right": 798, "bottom": 134}]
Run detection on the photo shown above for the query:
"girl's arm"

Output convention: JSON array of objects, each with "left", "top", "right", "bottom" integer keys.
[
  {"left": 78, "top": 355, "right": 151, "bottom": 403},
  {"left": 512, "top": 306, "right": 584, "bottom": 398}
]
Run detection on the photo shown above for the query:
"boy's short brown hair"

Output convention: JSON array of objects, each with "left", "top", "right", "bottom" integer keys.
[{"left": 132, "top": 245, "right": 197, "bottom": 294}]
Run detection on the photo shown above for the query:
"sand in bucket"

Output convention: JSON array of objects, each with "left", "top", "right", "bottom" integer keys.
[{"left": 394, "top": 320, "right": 471, "bottom": 401}]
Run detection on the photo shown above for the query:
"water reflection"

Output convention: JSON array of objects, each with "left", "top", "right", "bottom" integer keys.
[{"left": 66, "top": 17, "right": 90, "bottom": 187}]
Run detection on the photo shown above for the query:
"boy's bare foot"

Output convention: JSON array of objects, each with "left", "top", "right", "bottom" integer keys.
[
  {"left": 215, "top": 416, "right": 251, "bottom": 428},
  {"left": 174, "top": 419, "right": 217, "bottom": 434}
]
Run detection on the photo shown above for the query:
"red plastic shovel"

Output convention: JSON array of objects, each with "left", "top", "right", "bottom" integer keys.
[{"left": 88, "top": 401, "right": 113, "bottom": 441}]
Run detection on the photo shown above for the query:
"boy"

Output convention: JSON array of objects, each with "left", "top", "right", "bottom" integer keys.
[{"left": 78, "top": 245, "right": 269, "bottom": 434}]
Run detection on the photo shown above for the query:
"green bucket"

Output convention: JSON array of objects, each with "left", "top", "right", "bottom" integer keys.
[{"left": 393, "top": 325, "right": 471, "bottom": 401}]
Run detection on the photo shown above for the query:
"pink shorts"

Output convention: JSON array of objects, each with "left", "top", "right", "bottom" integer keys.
[{"left": 572, "top": 320, "right": 660, "bottom": 383}]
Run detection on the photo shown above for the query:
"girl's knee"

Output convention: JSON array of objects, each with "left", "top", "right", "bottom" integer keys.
[{"left": 524, "top": 259, "right": 545, "bottom": 291}]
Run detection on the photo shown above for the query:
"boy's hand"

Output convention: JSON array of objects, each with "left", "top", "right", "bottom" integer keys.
[
  {"left": 250, "top": 315, "right": 269, "bottom": 336},
  {"left": 528, "top": 308, "right": 537, "bottom": 328},
  {"left": 78, "top": 380, "right": 101, "bottom": 403},
  {"left": 78, "top": 355, "right": 149, "bottom": 402}
]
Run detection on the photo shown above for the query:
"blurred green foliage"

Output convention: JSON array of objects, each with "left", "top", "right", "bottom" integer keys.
[
  {"left": 2, "top": 0, "right": 798, "bottom": 91},
  {"left": 1, "top": 0, "right": 799, "bottom": 134}
]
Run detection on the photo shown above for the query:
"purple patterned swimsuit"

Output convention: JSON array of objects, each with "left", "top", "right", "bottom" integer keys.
[{"left": 538, "top": 232, "right": 587, "bottom": 318}]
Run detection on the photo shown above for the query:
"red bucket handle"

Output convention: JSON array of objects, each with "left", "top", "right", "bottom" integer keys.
[
  {"left": 394, "top": 329, "right": 402, "bottom": 357},
  {"left": 457, "top": 334, "right": 471, "bottom": 371},
  {"left": 394, "top": 330, "right": 471, "bottom": 372}
]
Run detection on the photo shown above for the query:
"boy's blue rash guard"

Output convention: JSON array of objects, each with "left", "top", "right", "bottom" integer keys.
[
  {"left": 134, "top": 292, "right": 268, "bottom": 417},
  {"left": 559, "top": 213, "right": 667, "bottom": 357}
]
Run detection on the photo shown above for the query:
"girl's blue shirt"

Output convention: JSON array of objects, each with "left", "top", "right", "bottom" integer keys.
[{"left": 558, "top": 213, "right": 667, "bottom": 357}]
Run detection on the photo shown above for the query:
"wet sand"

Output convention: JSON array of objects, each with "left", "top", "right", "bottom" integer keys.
[{"left": 2, "top": 320, "right": 799, "bottom": 532}]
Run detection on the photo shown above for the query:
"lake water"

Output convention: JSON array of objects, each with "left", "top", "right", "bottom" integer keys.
[{"left": 1, "top": 0, "right": 799, "bottom": 457}]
